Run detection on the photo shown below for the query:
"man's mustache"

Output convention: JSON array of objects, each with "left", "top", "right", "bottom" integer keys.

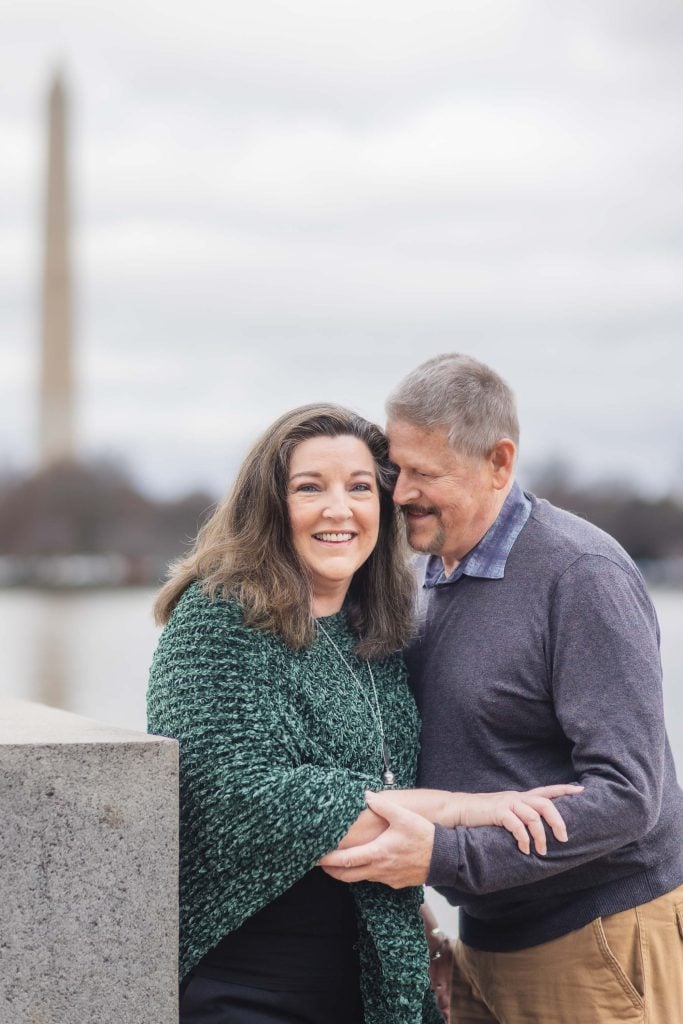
[{"left": 400, "top": 504, "right": 440, "bottom": 519}]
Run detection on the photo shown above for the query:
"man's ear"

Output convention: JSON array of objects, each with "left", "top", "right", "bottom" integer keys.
[{"left": 489, "top": 438, "right": 516, "bottom": 490}]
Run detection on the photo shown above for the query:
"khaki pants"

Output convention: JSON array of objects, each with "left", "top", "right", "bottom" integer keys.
[{"left": 450, "top": 885, "right": 683, "bottom": 1023}]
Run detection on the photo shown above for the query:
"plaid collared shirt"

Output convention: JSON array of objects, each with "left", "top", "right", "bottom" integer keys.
[{"left": 423, "top": 479, "right": 532, "bottom": 588}]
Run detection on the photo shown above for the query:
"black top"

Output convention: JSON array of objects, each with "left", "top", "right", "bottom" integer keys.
[{"left": 196, "top": 868, "right": 362, "bottom": 994}]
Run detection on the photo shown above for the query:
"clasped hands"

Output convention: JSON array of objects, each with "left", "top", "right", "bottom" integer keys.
[
  {"left": 320, "top": 791, "right": 436, "bottom": 888},
  {"left": 318, "top": 783, "right": 583, "bottom": 888}
]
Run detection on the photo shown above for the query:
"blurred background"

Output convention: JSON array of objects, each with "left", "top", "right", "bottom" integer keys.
[{"left": 1, "top": 2, "right": 682, "bottom": 783}]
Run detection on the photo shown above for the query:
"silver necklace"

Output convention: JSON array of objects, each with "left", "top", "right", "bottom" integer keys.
[{"left": 316, "top": 618, "right": 396, "bottom": 788}]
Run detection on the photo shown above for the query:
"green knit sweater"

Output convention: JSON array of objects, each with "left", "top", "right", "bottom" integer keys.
[{"left": 147, "top": 582, "right": 440, "bottom": 1023}]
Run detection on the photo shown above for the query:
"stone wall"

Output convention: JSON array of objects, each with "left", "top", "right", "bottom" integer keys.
[{"left": 0, "top": 699, "right": 178, "bottom": 1024}]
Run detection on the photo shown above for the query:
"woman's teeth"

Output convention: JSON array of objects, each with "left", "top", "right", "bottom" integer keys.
[{"left": 314, "top": 532, "right": 354, "bottom": 542}]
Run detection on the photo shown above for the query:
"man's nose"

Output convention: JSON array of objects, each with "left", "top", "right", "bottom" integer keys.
[{"left": 392, "top": 471, "right": 419, "bottom": 506}]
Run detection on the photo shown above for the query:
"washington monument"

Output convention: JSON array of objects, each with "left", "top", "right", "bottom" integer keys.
[{"left": 39, "top": 71, "right": 75, "bottom": 466}]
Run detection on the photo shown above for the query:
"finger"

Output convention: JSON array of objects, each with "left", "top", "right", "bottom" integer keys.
[
  {"left": 528, "top": 784, "right": 584, "bottom": 798},
  {"left": 524, "top": 796, "right": 568, "bottom": 843},
  {"left": 500, "top": 810, "right": 530, "bottom": 854},
  {"left": 365, "top": 791, "right": 424, "bottom": 826},
  {"left": 318, "top": 845, "right": 376, "bottom": 869},
  {"left": 512, "top": 801, "right": 547, "bottom": 855},
  {"left": 321, "top": 865, "right": 376, "bottom": 883}
]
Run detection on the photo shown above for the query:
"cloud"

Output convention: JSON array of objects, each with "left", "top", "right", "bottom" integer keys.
[{"left": 1, "top": 0, "right": 682, "bottom": 495}]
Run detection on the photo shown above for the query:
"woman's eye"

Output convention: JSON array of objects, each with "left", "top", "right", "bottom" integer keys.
[
  {"left": 295, "top": 483, "right": 320, "bottom": 493},
  {"left": 351, "top": 483, "right": 373, "bottom": 492}
]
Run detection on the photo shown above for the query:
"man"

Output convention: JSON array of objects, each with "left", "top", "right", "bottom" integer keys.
[{"left": 321, "top": 353, "right": 683, "bottom": 1022}]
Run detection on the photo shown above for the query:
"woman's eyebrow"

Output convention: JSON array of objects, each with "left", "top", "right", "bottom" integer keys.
[{"left": 289, "top": 469, "right": 374, "bottom": 481}]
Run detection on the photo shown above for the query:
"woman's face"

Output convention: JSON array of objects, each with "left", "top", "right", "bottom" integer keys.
[{"left": 287, "top": 434, "right": 381, "bottom": 608}]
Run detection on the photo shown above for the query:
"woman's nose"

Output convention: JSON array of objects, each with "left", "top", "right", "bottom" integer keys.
[{"left": 322, "top": 490, "right": 353, "bottom": 518}]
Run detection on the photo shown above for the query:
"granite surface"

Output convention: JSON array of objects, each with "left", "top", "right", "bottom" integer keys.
[{"left": 0, "top": 700, "right": 179, "bottom": 1024}]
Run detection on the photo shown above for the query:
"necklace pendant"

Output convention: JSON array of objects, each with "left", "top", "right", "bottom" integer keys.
[{"left": 381, "top": 740, "right": 396, "bottom": 787}]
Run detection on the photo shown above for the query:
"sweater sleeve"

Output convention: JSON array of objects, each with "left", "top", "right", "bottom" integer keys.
[{"left": 428, "top": 553, "right": 666, "bottom": 894}]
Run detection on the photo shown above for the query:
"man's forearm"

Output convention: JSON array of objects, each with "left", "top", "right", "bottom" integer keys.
[{"left": 428, "top": 777, "right": 659, "bottom": 895}]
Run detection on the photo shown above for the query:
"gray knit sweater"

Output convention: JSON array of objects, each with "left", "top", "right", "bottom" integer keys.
[
  {"left": 147, "top": 583, "right": 440, "bottom": 1023},
  {"left": 410, "top": 492, "right": 683, "bottom": 951}
]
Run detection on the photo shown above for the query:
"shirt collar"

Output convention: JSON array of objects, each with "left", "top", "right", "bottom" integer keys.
[{"left": 423, "top": 480, "right": 532, "bottom": 588}]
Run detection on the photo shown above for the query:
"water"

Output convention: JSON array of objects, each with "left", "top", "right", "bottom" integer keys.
[{"left": 1, "top": 587, "right": 681, "bottom": 771}]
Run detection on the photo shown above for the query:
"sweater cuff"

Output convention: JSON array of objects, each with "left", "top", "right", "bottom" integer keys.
[{"left": 427, "top": 824, "right": 462, "bottom": 887}]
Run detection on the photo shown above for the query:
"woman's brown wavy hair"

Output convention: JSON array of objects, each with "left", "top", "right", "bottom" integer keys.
[{"left": 153, "top": 403, "right": 415, "bottom": 659}]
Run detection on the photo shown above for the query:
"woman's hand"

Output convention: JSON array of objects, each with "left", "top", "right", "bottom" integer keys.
[{"left": 454, "top": 783, "right": 584, "bottom": 855}]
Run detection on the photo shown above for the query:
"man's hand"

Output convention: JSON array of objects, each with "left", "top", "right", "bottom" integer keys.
[{"left": 318, "top": 790, "right": 435, "bottom": 888}]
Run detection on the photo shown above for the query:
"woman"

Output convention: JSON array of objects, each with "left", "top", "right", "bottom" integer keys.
[{"left": 147, "top": 404, "right": 579, "bottom": 1024}]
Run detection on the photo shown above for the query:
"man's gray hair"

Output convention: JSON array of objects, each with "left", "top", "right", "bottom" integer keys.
[{"left": 386, "top": 353, "right": 519, "bottom": 458}]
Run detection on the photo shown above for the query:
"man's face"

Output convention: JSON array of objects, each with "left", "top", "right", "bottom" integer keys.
[{"left": 387, "top": 419, "right": 500, "bottom": 572}]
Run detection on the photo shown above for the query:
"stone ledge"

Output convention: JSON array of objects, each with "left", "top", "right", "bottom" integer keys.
[
  {"left": 0, "top": 700, "right": 179, "bottom": 1024},
  {"left": 0, "top": 698, "right": 169, "bottom": 745}
]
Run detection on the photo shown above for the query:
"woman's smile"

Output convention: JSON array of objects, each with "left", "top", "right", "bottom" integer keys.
[{"left": 312, "top": 531, "right": 357, "bottom": 544}]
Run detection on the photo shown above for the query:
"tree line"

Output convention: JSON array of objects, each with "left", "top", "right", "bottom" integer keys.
[{"left": 0, "top": 459, "right": 681, "bottom": 585}]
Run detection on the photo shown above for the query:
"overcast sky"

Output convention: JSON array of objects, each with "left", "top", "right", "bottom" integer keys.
[{"left": 2, "top": 0, "right": 682, "bottom": 497}]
